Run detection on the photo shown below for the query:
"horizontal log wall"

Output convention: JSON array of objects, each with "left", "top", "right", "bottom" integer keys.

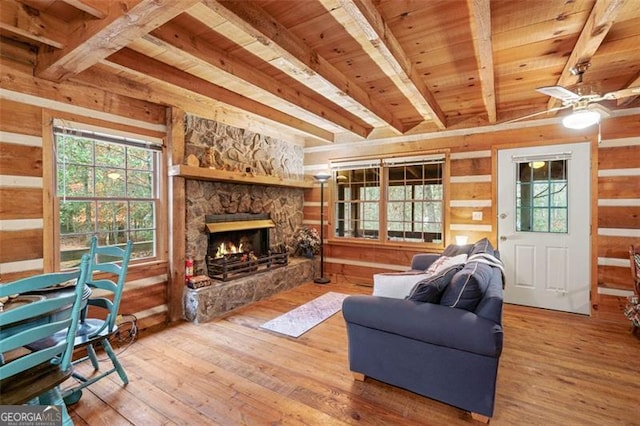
[
  {"left": 0, "top": 63, "right": 169, "bottom": 330},
  {"left": 595, "top": 128, "right": 640, "bottom": 322},
  {"left": 304, "top": 114, "right": 640, "bottom": 322}
]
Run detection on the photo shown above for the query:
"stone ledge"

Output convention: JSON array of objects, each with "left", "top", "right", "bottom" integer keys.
[{"left": 183, "top": 257, "right": 318, "bottom": 323}]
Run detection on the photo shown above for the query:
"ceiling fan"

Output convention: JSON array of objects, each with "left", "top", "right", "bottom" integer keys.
[{"left": 508, "top": 62, "right": 640, "bottom": 129}]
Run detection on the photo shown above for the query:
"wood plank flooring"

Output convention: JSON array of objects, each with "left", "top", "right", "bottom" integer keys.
[{"left": 65, "top": 281, "right": 640, "bottom": 425}]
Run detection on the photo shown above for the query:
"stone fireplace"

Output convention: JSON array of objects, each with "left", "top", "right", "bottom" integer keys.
[
  {"left": 186, "top": 180, "right": 303, "bottom": 276},
  {"left": 182, "top": 115, "right": 316, "bottom": 322}
]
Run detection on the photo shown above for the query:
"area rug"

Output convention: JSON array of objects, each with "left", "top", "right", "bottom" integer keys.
[{"left": 260, "top": 292, "right": 349, "bottom": 338}]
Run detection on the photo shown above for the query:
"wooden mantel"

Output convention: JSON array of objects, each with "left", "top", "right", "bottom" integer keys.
[{"left": 168, "top": 164, "right": 314, "bottom": 189}]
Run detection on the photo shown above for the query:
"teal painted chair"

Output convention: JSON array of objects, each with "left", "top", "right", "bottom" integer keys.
[
  {"left": 0, "top": 254, "right": 91, "bottom": 426},
  {"left": 62, "top": 236, "right": 134, "bottom": 404}
]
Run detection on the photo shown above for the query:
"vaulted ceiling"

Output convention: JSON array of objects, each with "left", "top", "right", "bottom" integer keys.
[{"left": 1, "top": 0, "right": 639, "bottom": 145}]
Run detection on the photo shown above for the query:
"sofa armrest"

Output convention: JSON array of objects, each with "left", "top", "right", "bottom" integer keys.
[
  {"left": 343, "top": 295, "right": 503, "bottom": 357},
  {"left": 410, "top": 253, "right": 440, "bottom": 271}
]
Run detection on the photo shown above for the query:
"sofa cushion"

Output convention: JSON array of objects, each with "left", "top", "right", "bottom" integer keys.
[
  {"left": 440, "top": 261, "right": 494, "bottom": 311},
  {"left": 407, "top": 264, "right": 463, "bottom": 303},
  {"left": 424, "top": 253, "right": 467, "bottom": 275}
]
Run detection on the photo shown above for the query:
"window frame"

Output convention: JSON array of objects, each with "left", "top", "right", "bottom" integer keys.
[
  {"left": 44, "top": 116, "right": 166, "bottom": 271},
  {"left": 329, "top": 151, "right": 450, "bottom": 249}
]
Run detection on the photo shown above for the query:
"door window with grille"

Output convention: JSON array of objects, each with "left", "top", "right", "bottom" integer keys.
[{"left": 515, "top": 157, "right": 568, "bottom": 233}]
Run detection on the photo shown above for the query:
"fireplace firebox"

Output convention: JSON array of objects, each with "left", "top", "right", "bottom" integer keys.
[{"left": 205, "top": 213, "right": 288, "bottom": 281}]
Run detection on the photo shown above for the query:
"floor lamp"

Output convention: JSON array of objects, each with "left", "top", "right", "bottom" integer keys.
[{"left": 314, "top": 172, "right": 331, "bottom": 284}]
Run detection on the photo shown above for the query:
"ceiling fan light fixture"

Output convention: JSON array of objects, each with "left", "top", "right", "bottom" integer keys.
[{"left": 562, "top": 109, "right": 600, "bottom": 129}]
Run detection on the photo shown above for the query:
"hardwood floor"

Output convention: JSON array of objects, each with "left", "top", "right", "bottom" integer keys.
[{"left": 65, "top": 281, "right": 640, "bottom": 425}]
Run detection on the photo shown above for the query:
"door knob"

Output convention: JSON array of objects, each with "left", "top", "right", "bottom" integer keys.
[
  {"left": 499, "top": 213, "right": 507, "bottom": 219},
  {"left": 500, "top": 236, "right": 507, "bottom": 241}
]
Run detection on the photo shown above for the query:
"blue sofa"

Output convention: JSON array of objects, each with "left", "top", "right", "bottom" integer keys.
[{"left": 342, "top": 239, "right": 504, "bottom": 421}]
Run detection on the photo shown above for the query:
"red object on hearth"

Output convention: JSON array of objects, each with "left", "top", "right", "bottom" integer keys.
[{"left": 185, "top": 257, "right": 194, "bottom": 284}]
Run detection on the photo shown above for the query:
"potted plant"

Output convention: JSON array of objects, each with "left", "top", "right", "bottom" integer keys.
[{"left": 293, "top": 226, "right": 321, "bottom": 258}]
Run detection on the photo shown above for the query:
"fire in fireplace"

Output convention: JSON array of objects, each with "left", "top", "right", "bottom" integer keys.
[{"left": 205, "top": 213, "right": 288, "bottom": 281}]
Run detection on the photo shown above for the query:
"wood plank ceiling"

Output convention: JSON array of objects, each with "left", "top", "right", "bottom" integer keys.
[{"left": 1, "top": 0, "right": 639, "bottom": 145}]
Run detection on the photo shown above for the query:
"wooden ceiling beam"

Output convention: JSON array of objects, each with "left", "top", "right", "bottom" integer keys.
[
  {"left": 0, "top": 0, "right": 67, "bottom": 48},
  {"left": 200, "top": 0, "right": 405, "bottom": 133},
  {"left": 60, "top": 0, "right": 107, "bottom": 19},
  {"left": 320, "top": 0, "right": 446, "bottom": 130},
  {"left": 149, "top": 24, "right": 373, "bottom": 138},
  {"left": 105, "top": 48, "right": 334, "bottom": 142},
  {"left": 73, "top": 64, "right": 311, "bottom": 144},
  {"left": 35, "top": 0, "right": 200, "bottom": 82},
  {"left": 547, "top": 0, "right": 627, "bottom": 111},
  {"left": 467, "top": 0, "right": 496, "bottom": 124}
]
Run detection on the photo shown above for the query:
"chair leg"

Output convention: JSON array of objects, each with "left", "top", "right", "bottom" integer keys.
[
  {"left": 102, "top": 338, "right": 128, "bottom": 385},
  {"left": 38, "top": 387, "right": 73, "bottom": 426},
  {"left": 86, "top": 344, "right": 100, "bottom": 370}
]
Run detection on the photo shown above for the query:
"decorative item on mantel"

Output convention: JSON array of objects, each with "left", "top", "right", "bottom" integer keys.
[
  {"left": 186, "top": 154, "right": 199, "bottom": 167},
  {"left": 201, "top": 147, "right": 217, "bottom": 169},
  {"left": 293, "top": 226, "right": 321, "bottom": 258}
]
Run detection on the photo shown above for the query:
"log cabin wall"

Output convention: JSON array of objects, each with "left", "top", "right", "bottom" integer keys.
[
  {"left": 303, "top": 114, "right": 640, "bottom": 321},
  {"left": 0, "top": 61, "right": 170, "bottom": 331}
]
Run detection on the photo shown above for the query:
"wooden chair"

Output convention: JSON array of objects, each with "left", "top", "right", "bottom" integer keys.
[
  {"left": 630, "top": 244, "right": 640, "bottom": 297},
  {"left": 0, "top": 254, "right": 91, "bottom": 425},
  {"left": 625, "top": 245, "right": 640, "bottom": 332},
  {"left": 63, "top": 236, "right": 134, "bottom": 404}
]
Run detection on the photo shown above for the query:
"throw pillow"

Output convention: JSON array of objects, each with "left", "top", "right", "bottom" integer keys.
[
  {"left": 442, "top": 243, "right": 474, "bottom": 257},
  {"left": 469, "top": 237, "right": 495, "bottom": 257},
  {"left": 407, "top": 264, "right": 463, "bottom": 303},
  {"left": 425, "top": 253, "right": 468, "bottom": 275},
  {"left": 372, "top": 271, "right": 431, "bottom": 299},
  {"left": 439, "top": 261, "right": 494, "bottom": 311}
]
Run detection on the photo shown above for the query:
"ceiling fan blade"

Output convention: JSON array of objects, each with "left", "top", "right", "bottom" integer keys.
[
  {"left": 536, "top": 86, "right": 581, "bottom": 101},
  {"left": 588, "top": 103, "right": 611, "bottom": 117},
  {"left": 503, "top": 105, "right": 571, "bottom": 124},
  {"left": 601, "top": 86, "right": 640, "bottom": 100}
]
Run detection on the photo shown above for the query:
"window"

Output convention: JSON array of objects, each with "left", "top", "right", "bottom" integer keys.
[
  {"left": 334, "top": 161, "right": 380, "bottom": 239},
  {"left": 54, "top": 124, "right": 162, "bottom": 268},
  {"left": 516, "top": 159, "right": 568, "bottom": 233},
  {"left": 333, "top": 154, "right": 445, "bottom": 245}
]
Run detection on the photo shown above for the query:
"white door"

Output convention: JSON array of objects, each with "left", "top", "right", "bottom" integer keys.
[{"left": 497, "top": 142, "right": 591, "bottom": 315}]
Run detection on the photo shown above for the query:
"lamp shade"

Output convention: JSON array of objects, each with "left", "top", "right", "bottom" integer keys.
[
  {"left": 562, "top": 109, "right": 600, "bottom": 129},
  {"left": 313, "top": 171, "right": 331, "bottom": 182}
]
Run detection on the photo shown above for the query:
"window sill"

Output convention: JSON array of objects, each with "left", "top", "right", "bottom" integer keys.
[{"left": 327, "top": 238, "right": 444, "bottom": 252}]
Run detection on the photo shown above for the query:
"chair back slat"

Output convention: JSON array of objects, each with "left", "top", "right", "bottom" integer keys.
[
  {"left": 0, "top": 271, "right": 79, "bottom": 297},
  {"left": 0, "top": 295, "right": 75, "bottom": 327},
  {"left": 94, "top": 244, "right": 130, "bottom": 259},
  {"left": 4, "top": 344, "right": 67, "bottom": 377},
  {"left": 0, "top": 254, "right": 91, "bottom": 380},
  {"left": 2, "top": 319, "right": 72, "bottom": 352},
  {"left": 87, "top": 278, "right": 118, "bottom": 293}
]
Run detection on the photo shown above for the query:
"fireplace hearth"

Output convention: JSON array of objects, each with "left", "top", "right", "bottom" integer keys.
[{"left": 205, "top": 213, "right": 288, "bottom": 281}]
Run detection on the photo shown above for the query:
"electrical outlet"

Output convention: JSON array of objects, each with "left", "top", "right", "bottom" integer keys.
[{"left": 472, "top": 211, "right": 483, "bottom": 221}]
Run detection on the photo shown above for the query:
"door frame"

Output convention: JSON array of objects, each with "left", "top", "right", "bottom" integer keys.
[{"left": 491, "top": 136, "right": 599, "bottom": 315}]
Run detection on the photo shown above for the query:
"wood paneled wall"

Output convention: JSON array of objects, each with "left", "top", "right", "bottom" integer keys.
[
  {"left": 303, "top": 115, "right": 640, "bottom": 321},
  {"left": 0, "top": 63, "right": 169, "bottom": 330}
]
